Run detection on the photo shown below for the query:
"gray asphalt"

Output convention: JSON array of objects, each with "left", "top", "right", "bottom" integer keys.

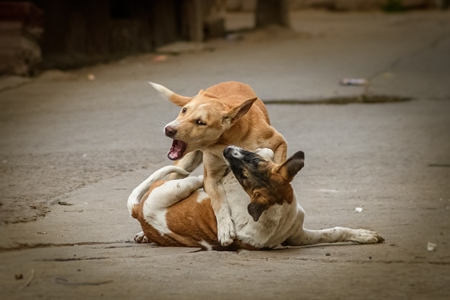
[{"left": 0, "top": 10, "right": 449, "bottom": 300}]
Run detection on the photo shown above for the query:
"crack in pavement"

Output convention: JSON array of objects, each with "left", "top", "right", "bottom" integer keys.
[
  {"left": 364, "top": 31, "right": 450, "bottom": 95},
  {"left": 0, "top": 241, "right": 133, "bottom": 252}
]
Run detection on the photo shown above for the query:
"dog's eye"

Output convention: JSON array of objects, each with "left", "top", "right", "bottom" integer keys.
[
  {"left": 182, "top": 107, "right": 187, "bottom": 113},
  {"left": 196, "top": 119, "right": 206, "bottom": 126},
  {"left": 252, "top": 158, "right": 260, "bottom": 166}
]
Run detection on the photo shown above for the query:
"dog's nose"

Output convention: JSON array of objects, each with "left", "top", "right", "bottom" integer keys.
[
  {"left": 223, "top": 146, "right": 242, "bottom": 159},
  {"left": 165, "top": 125, "right": 177, "bottom": 137},
  {"left": 223, "top": 146, "right": 232, "bottom": 157}
]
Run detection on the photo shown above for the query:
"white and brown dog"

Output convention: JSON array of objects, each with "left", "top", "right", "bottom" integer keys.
[
  {"left": 128, "top": 146, "right": 384, "bottom": 251},
  {"left": 150, "top": 81, "right": 287, "bottom": 246}
]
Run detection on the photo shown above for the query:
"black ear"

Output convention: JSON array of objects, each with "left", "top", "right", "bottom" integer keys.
[
  {"left": 277, "top": 151, "right": 305, "bottom": 181},
  {"left": 247, "top": 201, "right": 268, "bottom": 222}
]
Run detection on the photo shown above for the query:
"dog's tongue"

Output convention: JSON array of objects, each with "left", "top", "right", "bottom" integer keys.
[{"left": 168, "top": 140, "right": 187, "bottom": 160}]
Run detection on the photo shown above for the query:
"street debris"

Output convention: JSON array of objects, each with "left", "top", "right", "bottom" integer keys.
[
  {"left": 37, "top": 231, "right": 47, "bottom": 235},
  {"left": 318, "top": 189, "right": 339, "bottom": 193},
  {"left": 427, "top": 242, "right": 437, "bottom": 251},
  {"left": 57, "top": 201, "right": 73, "bottom": 206},
  {"left": 340, "top": 78, "right": 369, "bottom": 86},
  {"left": 153, "top": 55, "right": 168, "bottom": 62},
  {"left": 355, "top": 207, "right": 363, "bottom": 213},
  {"left": 21, "top": 269, "right": 34, "bottom": 289},
  {"left": 15, "top": 274, "right": 23, "bottom": 280},
  {"left": 226, "top": 33, "right": 244, "bottom": 42}
]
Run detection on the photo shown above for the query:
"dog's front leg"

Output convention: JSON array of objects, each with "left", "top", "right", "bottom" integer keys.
[
  {"left": 203, "top": 153, "right": 235, "bottom": 246},
  {"left": 170, "top": 150, "right": 203, "bottom": 180},
  {"left": 284, "top": 227, "right": 384, "bottom": 246}
]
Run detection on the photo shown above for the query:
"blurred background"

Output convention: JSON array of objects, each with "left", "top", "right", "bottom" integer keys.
[{"left": 0, "top": 0, "right": 448, "bottom": 76}]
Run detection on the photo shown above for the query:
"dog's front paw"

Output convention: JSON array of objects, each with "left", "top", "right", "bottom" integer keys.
[
  {"left": 217, "top": 218, "right": 236, "bottom": 246},
  {"left": 352, "top": 229, "right": 385, "bottom": 244},
  {"left": 134, "top": 231, "right": 149, "bottom": 243}
]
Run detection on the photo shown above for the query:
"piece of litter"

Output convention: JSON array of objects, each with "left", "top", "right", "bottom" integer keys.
[
  {"left": 87, "top": 74, "right": 95, "bottom": 80},
  {"left": 153, "top": 55, "right": 168, "bottom": 62},
  {"left": 21, "top": 269, "right": 34, "bottom": 289},
  {"left": 427, "top": 242, "right": 437, "bottom": 251},
  {"left": 340, "top": 78, "right": 368, "bottom": 86},
  {"left": 226, "top": 33, "right": 244, "bottom": 42},
  {"left": 37, "top": 231, "right": 47, "bottom": 235},
  {"left": 319, "top": 189, "right": 339, "bottom": 193},
  {"left": 355, "top": 207, "right": 363, "bottom": 213}
]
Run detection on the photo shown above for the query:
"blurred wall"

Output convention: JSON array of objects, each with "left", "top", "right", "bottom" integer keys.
[
  {"left": 226, "top": 0, "right": 439, "bottom": 11},
  {"left": 0, "top": 0, "right": 227, "bottom": 74}
]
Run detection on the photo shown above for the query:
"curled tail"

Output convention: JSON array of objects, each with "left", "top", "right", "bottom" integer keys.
[
  {"left": 149, "top": 82, "right": 191, "bottom": 106},
  {"left": 127, "top": 166, "right": 190, "bottom": 215}
]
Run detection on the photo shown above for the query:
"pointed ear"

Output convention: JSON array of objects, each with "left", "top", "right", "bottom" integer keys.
[
  {"left": 224, "top": 97, "right": 257, "bottom": 126},
  {"left": 276, "top": 151, "right": 305, "bottom": 181},
  {"left": 149, "top": 82, "right": 191, "bottom": 107}
]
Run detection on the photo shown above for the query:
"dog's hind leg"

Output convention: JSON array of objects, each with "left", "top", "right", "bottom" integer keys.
[
  {"left": 128, "top": 166, "right": 190, "bottom": 215},
  {"left": 146, "top": 175, "right": 204, "bottom": 210},
  {"left": 134, "top": 231, "right": 149, "bottom": 243},
  {"left": 283, "top": 227, "right": 384, "bottom": 246}
]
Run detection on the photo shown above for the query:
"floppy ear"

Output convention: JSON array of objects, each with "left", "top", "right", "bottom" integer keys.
[
  {"left": 149, "top": 82, "right": 191, "bottom": 107},
  {"left": 247, "top": 201, "right": 268, "bottom": 222},
  {"left": 247, "top": 192, "right": 270, "bottom": 222},
  {"left": 276, "top": 151, "right": 305, "bottom": 182},
  {"left": 224, "top": 97, "right": 257, "bottom": 126}
]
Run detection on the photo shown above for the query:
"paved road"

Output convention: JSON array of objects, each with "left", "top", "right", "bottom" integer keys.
[{"left": 0, "top": 10, "right": 449, "bottom": 299}]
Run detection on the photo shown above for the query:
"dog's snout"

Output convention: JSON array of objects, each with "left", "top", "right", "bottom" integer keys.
[
  {"left": 224, "top": 146, "right": 243, "bottom": 159},
  {"left": 223, "top": 146, "right": 233, "bottom": 156},
  {"left": 165, "top": 125, "right": 177, "bottom": 137}
]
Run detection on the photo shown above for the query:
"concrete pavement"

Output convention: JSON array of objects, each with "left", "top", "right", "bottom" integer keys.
[{"left": 0, "top": 10, "right": 449, "bottom": 299}]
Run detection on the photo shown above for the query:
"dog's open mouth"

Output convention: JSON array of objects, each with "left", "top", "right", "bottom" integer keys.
[{"left": 167, "top": 139, "right": 187, "bottom": 160}]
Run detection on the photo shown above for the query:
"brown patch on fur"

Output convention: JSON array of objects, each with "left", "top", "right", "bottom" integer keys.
[
  {"left": 165, "top": 192, "right": 219, "bottom": 248},
  {"left": 131, "top": 178, "right": 262, "bottom": 251},
  {"left": 228, "top": 150, "right": 304, "bottom": 222},
  {"left": 132, "top": 179, "right": 226, "bottom": 249}
]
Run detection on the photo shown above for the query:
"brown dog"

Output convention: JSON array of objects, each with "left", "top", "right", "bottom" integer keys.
[{"left": 150, "top": 81, "right": 287, "bottom": 245}]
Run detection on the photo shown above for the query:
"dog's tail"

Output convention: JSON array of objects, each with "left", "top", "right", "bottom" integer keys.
[
  {"left": 149, "top": 82, "right": 191, "bottom": 106},
  {"left": 127, "top": 166, "right": 190, "bottom": 216}
]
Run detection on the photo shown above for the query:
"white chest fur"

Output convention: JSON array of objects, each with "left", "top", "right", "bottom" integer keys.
[{"left": 221, "top": 172, "right": 304, "bottom": 248}]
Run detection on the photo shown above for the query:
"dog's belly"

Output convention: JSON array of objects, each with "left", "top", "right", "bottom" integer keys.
[{"left": 222, "top": 173, "right": 301, "bottom": 249}]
